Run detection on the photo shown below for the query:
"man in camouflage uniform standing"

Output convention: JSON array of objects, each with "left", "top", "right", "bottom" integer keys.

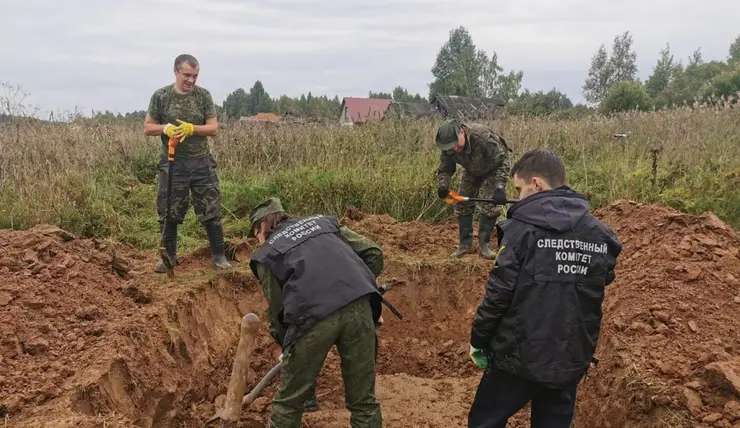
[
  {"left": 248, "top": 197, "right": 384, "bottom": 428},
  {"left": 436, "top": 119, "right": 512, "bottom": 259},
  {"left": 143, "top": 54, "right": 231, "bottom": 272}
]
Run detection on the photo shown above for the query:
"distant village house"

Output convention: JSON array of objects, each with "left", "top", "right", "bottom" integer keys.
[
  {"left": 338, "top": 94, "right": 506, "bottom": 125},
  {"left": 338, "top": 97, "right": 393, "bottom": 126},
  {"left": 239, "top": 112, "right": 281, "bottom": 122},
  {"left": 429, "top": 95, "right": 506, "bottom": 120},
  {"left": 384, "top": 102, "right": 436, "bottom": 120}
]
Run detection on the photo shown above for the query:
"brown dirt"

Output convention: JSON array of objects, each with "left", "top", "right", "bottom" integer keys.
[
  {"left": 576, "top": 201, "right": 740, "bottom": 428},
  {"left": 1, "top": 201, "right": 739, "bottom": 428}
]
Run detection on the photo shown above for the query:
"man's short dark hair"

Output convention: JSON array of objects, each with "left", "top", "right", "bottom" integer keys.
[
  {"left": 174, "top": 54, "right": 199, "bottom": 70},
  {"left": 511, "top": 148, "right": 566, "bottom": 188}
]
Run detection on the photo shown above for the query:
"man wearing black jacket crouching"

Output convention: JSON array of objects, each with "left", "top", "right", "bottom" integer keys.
[{"left": 467, "top": 149, "right": 622, "bottom": 428}]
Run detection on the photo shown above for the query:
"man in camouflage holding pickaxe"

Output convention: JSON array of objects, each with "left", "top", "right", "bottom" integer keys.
[{"left": 435, "top": 119, "right": 512, "bottom": 259}]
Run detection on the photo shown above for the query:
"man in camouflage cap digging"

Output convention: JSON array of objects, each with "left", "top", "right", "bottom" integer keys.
[
  {"left": 435, "top": 119, "right": 512, "bottom": 259},
  {"left": 247, "top": 197, "right": 384, "bottom": 427},
  {"left": 144, "top": 54, "right": 231, "bottom": 273}
]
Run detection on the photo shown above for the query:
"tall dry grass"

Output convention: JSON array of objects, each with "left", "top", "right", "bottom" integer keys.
[{"left": 2, "top": 101, "right": 740, "bottom": 251}]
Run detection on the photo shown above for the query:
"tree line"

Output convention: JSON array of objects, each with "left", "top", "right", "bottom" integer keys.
[
  {"left": 427, "top": 26, "right": 740, "bottom": 117},
  {"left": 219, "top": 82, "right": 429, "bottom": 121},
  {"left": 583, "top": 32, "right": 740, "bottom": 113},
  {"left": 53, "top": 27, "right": 740, "bottom": 123},
  {"left": 214, "top": 27, "right": 740, "bottom": 121}
]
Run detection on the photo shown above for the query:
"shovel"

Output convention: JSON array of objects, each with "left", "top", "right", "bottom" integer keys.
[{"left": 158, "top": 136, "right": 180, "bottom": 278}]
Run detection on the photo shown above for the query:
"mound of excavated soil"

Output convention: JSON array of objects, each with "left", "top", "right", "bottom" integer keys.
[
  {"left": 579, "top": 201, "right": 740, "bottom": 428},
  {"left": 0, "top": 225, "right": 275, "bottom": 428},
  {"left": 0, "top": 225, "right": 144, "bottom": 414},
  {"left": 2, "top": 201, "right": 739, "bottom": 428},
  {"left": 340, "top": 209, "right": 461, "bottom": 258}
]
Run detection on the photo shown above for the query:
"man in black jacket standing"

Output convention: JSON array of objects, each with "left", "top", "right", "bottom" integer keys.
[{"left": 467, "top": 149, "right": 622, "bottom": 428}]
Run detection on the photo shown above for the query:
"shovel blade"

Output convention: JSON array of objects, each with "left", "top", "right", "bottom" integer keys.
[{"left": 158, "top": 246, "right": 175, "bottom": 278}]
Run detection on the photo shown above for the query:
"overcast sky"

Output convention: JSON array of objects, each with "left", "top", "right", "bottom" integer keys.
[{"left": 1, "top": 0, "right": 737, "bottom": 117}]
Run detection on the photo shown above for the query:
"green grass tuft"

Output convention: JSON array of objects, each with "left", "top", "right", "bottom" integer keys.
[{"left": 2, "top": 105, "right": 740, "bottom": 252}]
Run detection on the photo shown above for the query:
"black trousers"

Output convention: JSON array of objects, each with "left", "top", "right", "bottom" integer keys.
[{"left": 468, "top": 366, "right": 577, "bottom": 428}]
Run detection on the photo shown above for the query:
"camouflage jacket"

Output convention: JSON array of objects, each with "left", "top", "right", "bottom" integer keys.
[
  {"left": 436, "top": 123, "right": 512, "bottom": 190},
  {"left": 147, "top": 84, "right": 217, "bottom": 159}
]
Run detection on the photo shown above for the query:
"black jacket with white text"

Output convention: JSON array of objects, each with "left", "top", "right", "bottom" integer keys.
[{"left": 470, "top": 186, "right": 622, "bottom": 388}]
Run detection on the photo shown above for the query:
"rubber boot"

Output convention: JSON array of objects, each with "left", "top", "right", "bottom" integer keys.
[
  {"left": 204, "top": 219, "right": 232, "bottom": 270},
  {"left": 478, "top": 214, "right": 498, "bottom": 260},
  {"left": 154, "top": 222, "right": 178, "bottom": 273},
  {"left": 449, "top": 214, "right": 474, "bottom": 258},
  {"left": 303, "top": 382, "right": 319, "bottom": 412}
]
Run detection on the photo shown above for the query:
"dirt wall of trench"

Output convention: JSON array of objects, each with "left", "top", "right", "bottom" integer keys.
[{"left": 1, "top": 201, "right": 739, "bottom": 427}]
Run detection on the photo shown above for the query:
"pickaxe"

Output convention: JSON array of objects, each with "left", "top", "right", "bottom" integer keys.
[
  {"left": 443, "top": 189, "right": 519, "bottom": 205},
  {"left": 204, "top": 284, "right": 402, "bottom": 426},
  {"left": 204, "top": 313, "right": 261, "bottom": 427},
  {"left": 204, "top": 360, "right": 282, "bottom": 426},
  {"left": 444, "top": 189, "right": 593, "bottom": 205}
]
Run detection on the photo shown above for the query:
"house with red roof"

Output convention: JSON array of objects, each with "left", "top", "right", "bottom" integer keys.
[
  {"left": 338, "top": 94, "right": 506, "bottom": 125},
  {"left": 240, "top": 112, "right": 280, "bottom": 122},
  {"left": 338, "top": 97, "right": 393, "bottom": 126}
]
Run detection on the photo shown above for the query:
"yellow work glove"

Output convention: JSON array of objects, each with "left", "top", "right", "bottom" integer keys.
[
  {"left": 162, "top": 123, "right": 178, "bottom": 139},
  {"left": 173, "top": 119, "right": 195, "bottom": 141}
]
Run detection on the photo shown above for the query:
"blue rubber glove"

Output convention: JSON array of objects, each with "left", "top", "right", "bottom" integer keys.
[{"left": 470, "top": 345, "right": 488, "bottom": 368}]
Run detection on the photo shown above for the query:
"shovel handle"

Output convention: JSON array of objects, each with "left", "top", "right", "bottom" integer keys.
[
  {"left": 241, "top": 361, "right": 283, "bottom": 405},
  {"left": 168, "top": 137, "right": 180, "bottom": 162},
  {"left": 159, "top": 136, "right": 180, "bottom": 279}
]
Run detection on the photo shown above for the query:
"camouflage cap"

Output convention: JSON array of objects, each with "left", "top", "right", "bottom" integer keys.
[
  {"left": 435, "top": 119, "right": 462, "bottom": 151},
  {"left": 248, "top": 197, "right": 285, "bottom": 238}
]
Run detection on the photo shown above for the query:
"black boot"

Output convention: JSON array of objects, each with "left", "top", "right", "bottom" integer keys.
[
  {"left": 478, "top": 214, "right": 498, "bottom": 260},
  {"left": 154, "top": 222, "right": 178, "bottom": 273},
  {"left": 204, "top": 219, "right": 232, "bottom": 270},
  {"left": 303, "top": 382, "right": 319, "bottom": 412},
  {"left": 449, "top": 214, "right": 474, "bottom": 258}
]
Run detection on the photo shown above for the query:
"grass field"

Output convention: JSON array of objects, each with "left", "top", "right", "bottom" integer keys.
[{"left": 2, "top": 102, "right": 740, "bottom": 252}]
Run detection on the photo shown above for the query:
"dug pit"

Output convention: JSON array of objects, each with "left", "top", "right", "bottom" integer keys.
[{"left": 1, "top": 201, "right": 739, "bottom": 428}]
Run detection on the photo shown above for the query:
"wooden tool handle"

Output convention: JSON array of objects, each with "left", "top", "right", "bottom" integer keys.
[{"left": 220, "top": 313, "right": 260, "bottom": 427}]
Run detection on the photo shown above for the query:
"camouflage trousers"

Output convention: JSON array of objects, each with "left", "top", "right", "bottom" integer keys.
[
  {"left": 269, "top": 295, "right": 382, "bottom": 428},
  {"left": 454, "top": 169, "right": 507, "bottom": 218},
  {"left": 157, "top": 153, "right": 222, "bottom": 225}
]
